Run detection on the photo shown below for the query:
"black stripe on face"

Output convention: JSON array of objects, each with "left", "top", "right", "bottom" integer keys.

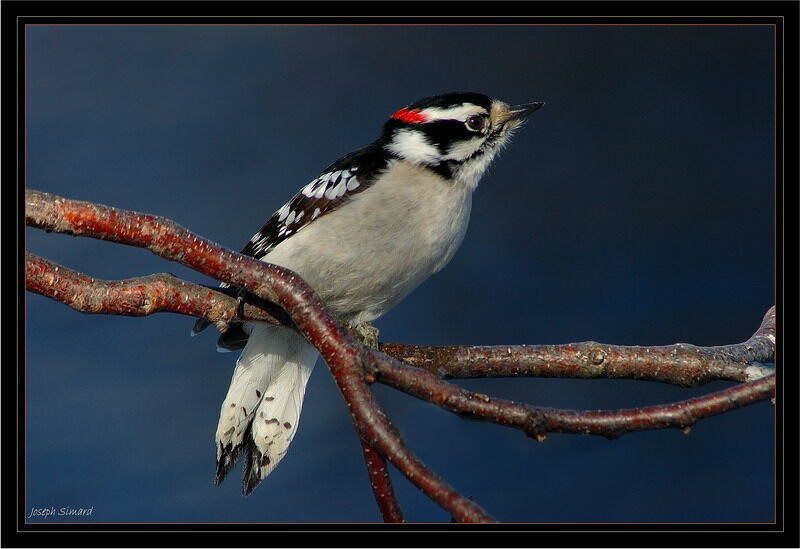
[{"left": 421, "top": 120, "right": 484, "bottom": 154}]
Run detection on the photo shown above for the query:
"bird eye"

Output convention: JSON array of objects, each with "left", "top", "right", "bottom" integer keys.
[{"left": 465, "top": 115, "right": 486, "bottom": 132}]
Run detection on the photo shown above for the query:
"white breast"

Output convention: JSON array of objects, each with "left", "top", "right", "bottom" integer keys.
[{"left": 263, "top": 160, "right": 473, "bottom": 324}]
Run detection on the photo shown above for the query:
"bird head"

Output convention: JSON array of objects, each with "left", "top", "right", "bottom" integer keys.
[{"left": 381, "top": 92, "right": 543, "bottom": 188}]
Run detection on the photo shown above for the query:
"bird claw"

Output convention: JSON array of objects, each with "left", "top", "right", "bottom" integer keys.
[{"left": 351, "top": 322, "right": 380, "bottom": 349}]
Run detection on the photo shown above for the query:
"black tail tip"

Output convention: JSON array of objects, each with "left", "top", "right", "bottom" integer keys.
[
  {"left": 241, "top": 452, "right": 265, "bottom": 496},
  {"left": 215, "top": 456, "right": 233, "bottom": 486},
  {"left": 242, "top": 473, "right": 260, "bottom": 497}
]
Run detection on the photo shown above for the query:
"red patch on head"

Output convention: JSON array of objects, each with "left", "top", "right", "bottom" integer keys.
[{"left": 391, "top": 108, "right": 428, "bottom": 124}]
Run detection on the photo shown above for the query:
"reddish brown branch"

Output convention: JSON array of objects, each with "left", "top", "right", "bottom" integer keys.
[
  {"left": 25, "top": 189, "right": 494, "bottom": 523},
  {"left": 25, "top": 252, "right": 285, "bottom": 328},
  {"left": 25, "top": 249, "right": 775, "bottom": 444},
  {"left": 26, "top": 251, "right": 775, "bottom": 390},
  {"left": 374, "top": 355, "right": 774, "bottom": 440},
  {"left": 540, "top": 375, "right": 775, "bottom": 437},
  {"left": 27, "top": 251, "right": 775, "bottom": 438},
  {"left": 25, "top": 189, "right": 776, "bottom": 522},
  {"left": 380, "top": 306, "right": 776, "bottom": 387},
  {"left": 360, "top": 442, "right": 404, "bottom": 523}
]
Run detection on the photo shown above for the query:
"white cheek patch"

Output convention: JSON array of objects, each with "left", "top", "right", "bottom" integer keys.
[
  {"left": 444, "top": 136, "right": 484, "bottom": 161},
  {"left": 419, "top": 104, "right": 487, "bottom": 122},
  {"left": 386, "top": 129, "right": 441, "bottom": 164}
]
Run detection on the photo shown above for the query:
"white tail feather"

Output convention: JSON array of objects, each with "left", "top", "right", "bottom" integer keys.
[
  {"left": 247, "top": 345, "right": 315, "bottom": 481},
  {"left": 214, "top": 324, "right": 317, "bottom": 493}
]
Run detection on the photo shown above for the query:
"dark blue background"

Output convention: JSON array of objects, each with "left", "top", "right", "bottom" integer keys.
[{"left": 25, "top": 25, "right": 774, "bottom": 523}]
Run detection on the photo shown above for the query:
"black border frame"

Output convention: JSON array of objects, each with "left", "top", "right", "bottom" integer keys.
[{"left": 7, "top": 1, "right": 797, "bottom": 547}]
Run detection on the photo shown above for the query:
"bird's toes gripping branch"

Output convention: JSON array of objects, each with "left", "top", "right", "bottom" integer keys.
[{"left": 351, "top": 322, "right": 380, "bottom": 350}]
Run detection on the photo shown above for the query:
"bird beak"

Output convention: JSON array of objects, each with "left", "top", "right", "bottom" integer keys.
[{"left": 507, "top": 102, "right": 545, "bottom": 121}]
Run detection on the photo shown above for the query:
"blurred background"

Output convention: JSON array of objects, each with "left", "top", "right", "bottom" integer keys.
[{"left": 25, "top": 25, "right": 774, "bottom": 523}]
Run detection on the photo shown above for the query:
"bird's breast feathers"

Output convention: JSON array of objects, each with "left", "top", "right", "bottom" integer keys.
[{"left": 262, "top": 160, "right": 472, "bottom": 323}]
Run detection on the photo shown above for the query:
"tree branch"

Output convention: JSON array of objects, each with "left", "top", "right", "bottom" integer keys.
[
  {"left": 25, "top": 249, "right": 776, "bottom": 438},
  {"left": 25, "top": 188, "right": 495, "bottom": 523},
  {"left": 379, "top": 306, "right": 775, "bottom": 387},
  {"left": 359, "top": 442, "right": 404, "bottom": 523},
  {"left": 373, "top": 358, "right": 774, "bottom": 440},
  {"left": 25, "top": 188, "right": 776, "bottom": 522},
  {"left": 25, "top": 252, "right": 286, "bottom": 329},
  {"left": 26, "top": 251, "right": 775, "bottom": 389},
  {"left": 539, "top": 375, "right": 775, "bottom": 438}
]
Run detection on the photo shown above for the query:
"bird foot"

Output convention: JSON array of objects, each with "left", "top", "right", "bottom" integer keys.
[{"left": 351, "top": 322, "right": 380, "bottom": 349}]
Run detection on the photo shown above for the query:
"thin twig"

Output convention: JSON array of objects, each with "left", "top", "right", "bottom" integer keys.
[
  {"left": 374, "top": 356, "right": 775, "bottom": 440},
  {"left": 359, "top": 442, "right": 404, "bottom": 523},
  {"left": 540, "top": 375, "right": 775, "bottom": 438},
  {"left": 380, "top": 306, "right": 776, "bottom": 387}
]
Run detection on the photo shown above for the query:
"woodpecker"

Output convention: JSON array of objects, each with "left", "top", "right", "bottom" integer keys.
[{"left": 193, "top": 92, "right": 543, "bottom": 495}]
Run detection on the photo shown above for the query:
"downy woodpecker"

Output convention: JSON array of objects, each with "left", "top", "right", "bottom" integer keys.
[{"left": 193, "top": 92, "right": 543, "bottom": 495}]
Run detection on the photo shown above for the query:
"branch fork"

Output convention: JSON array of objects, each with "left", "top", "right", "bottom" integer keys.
[{"left": 25, "top": 189, "right": 776, "bottom": 523}]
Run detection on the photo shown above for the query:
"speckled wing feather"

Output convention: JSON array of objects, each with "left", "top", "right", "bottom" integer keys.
[
  {"left": 190, "top": 143, "right": 388, "bottom": 342},
  {"left": 241, "top": 144, "right": 387, "bottom": 260}
]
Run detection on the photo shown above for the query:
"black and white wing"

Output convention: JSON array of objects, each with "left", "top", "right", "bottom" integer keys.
[
  {"left": 240, "top": 165, "right": 369, "bottom": 260},
  {"left": 191, "top": 144, "right": 387, "bottom": 344}
]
